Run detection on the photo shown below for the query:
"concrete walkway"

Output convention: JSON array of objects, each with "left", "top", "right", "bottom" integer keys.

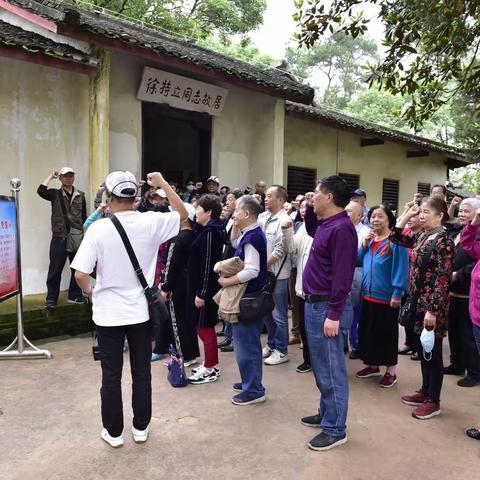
[{"left": 1, "top": 333, "right": 479, "bottom": 480}]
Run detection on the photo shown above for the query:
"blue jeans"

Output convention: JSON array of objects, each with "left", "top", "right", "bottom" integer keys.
[
  {"left": 264, "top": 278, "right": 289, "bottom": 354},
  {"left": 224, "top": 321, "right": 233, "bottom": 343},
  {"left": 473, "top": 324, "right": 480, "bottom": 354},
  {"left": 305, "top": 298, "right": 353, "bottom": 437},
  {"left": 232, "top": 318, "right": 265, "bottom": 397}
]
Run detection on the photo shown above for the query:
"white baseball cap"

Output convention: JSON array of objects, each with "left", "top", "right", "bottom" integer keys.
[
  {"left": 59, "top": 167, "right": 75, "bottom": 175},
  {"left": 105, "top": 170, "right": 138, "bottom": 198},
  {"left": 170, "top": 202, "right": 195, "bottom": 221},
  {"left": 155, "top": 189, "right": 168, "bottom": 198},
  {"left": 207, "top": 176, "right": 220, "bottom": 185}
]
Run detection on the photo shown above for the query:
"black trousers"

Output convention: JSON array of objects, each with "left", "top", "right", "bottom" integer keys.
[
  {"left": 46, "top": 237, "right": 82, "bottom": 303},
  {"left": 298, "top": 297, "right": 311, "bottom": 365},
  {"left": 96, "top": 321, "right": 152, "bottom": 437},
  {"left": 447, "top": 296, "right": 480, "bottom": 378},
  {"left": 416, "top": 334, "right": 444, "bottom": 403}
]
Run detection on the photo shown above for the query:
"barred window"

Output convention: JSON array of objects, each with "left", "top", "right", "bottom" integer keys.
[
  {"left": 287, "top": 166, "right": 317, "bottom": 201},
  {"left": 338, "top": 173, "right": 360, "bottom": 194},
  {"left": 382, "top": 178, "right": 399, "bottom": 211}
]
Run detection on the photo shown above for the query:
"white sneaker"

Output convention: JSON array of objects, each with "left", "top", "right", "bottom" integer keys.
[
  {"left": 262, "top": 345, "right": 274, "bottom": 358},
  {"left": 188, "top": 367, "right": 219, "bottom": 385},
  {"left": 132, "top": 425, "right": 149, "bottom": 443},
  {"left": 191, "top": 363, "right": 220, "bottom": 376},
  {"left": 264, "top": 349, "right": 289, "bottom": 365},
  {"left": 101, "top": 428, "right": 123, "bottom": 448}
]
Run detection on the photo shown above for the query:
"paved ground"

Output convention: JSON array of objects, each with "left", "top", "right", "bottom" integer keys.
[{"left": 1, "top": 332, "right": 479, "bottom": 480}]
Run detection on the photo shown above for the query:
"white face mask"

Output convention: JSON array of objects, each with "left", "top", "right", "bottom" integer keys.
[{"left": 420, "top": 328, "right": 435, "bottom": 361}]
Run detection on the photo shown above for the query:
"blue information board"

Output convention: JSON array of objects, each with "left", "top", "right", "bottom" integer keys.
[{"left": 0, "top": 195, "right": 18, "bottom": 302}]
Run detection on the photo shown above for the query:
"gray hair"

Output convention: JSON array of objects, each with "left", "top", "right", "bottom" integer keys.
[
  {"left": 461, "top": 198, "right": 480, "bottom": 210},
  {"left": 237, "top": 195, "right": 263, "bottom": 217}
]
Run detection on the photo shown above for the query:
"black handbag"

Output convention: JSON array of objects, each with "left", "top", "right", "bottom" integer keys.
[
  {"left": 238, "top": 255, "right": 288, "bottom": 322},
  {"left": 110, "top": 215, "right": 170, "bottom": 327},
  {"left": 399, "top": 236, "right": 437, "bottom": 328}
]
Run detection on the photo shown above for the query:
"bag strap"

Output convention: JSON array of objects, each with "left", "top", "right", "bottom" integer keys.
[
  {"left": 58, "top": 189, "right": 71, "bottom": 233},
  {"left": 274, "top": 255, "right": 288, "bottom": 281},
  {"left": 110, "top": 215, "right": 149, "bottom": 292}
]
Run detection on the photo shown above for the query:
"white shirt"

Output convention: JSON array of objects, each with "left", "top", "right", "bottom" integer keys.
[
  {"left": 355, "top": 221, "right": 370, "bottom": 248},
  {"left": 71, "top": 210, "right": 180, "bottom": 326}
]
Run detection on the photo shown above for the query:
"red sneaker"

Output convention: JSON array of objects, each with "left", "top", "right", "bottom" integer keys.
[
  {"left": 356, "top": 366, "right": 381, "bottom": 378},
  {"left": 379, "top": 372, "right": 397, "bottom": 388},
  {"left": 401, "top": 390, "right": 427, "bottom": 406},
  {"left": 412, "top": 398, "right": 441, "bottom": 419}
]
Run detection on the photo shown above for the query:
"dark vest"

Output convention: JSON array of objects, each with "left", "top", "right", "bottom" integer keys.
[{"left": 235, "top": 226, "right": 267, "bottom": 293}]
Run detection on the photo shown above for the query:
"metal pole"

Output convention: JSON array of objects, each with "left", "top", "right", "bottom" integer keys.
[{"left": 0, "top": 179, "right": 52, "bottom": 360}]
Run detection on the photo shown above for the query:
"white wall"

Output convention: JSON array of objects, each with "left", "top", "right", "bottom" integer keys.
[
  {"left": 0, "top": 57, "right": 89, "bottom": 294},
  {"left": 284, "top": 115, "right": 448, "bottom": 208}
]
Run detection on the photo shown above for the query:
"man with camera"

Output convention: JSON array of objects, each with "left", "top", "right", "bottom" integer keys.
[
  {"left": 37, "top": 167, "right": 87, "bottom": 309},
  {"left": 72, "top": 170, "right": 187, "bottom": 448}
]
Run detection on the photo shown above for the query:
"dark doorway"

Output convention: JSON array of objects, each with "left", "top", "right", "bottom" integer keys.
[{"left": 142, "top": 103, "right": 211, "bottom": 189}]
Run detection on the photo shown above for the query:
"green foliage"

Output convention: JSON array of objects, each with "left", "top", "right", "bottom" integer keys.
[
  {"left": 69, "top": 0, "right": 267, "bottom": 39},
  {"left": 286, "top": 32, "right": 378, "bottom": 109},
  {"left": 197, "top": 36, "right": 277, "bottom": 67},
  {"left": 294, "top": 0, "right": 480, "bottom": 155}
]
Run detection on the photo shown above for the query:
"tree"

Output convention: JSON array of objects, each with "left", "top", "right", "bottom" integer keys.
[
  {"left": 294, "top": 0, "right": 480, "bottom": 156},
  {"left": 286, "top": 32, "right": 379, "bottom": 109},
  {"left": 69, "top": 0, "right": 267, "bottom": 39}
]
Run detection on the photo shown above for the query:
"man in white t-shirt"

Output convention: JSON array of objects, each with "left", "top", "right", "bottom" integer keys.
[{"left": 72, "top": 170, "right": 187, "bottom": 448}]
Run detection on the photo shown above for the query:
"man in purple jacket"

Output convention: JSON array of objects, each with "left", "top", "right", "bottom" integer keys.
[{"left": 301, "top": 176, "right": 357, "bottom": 451}]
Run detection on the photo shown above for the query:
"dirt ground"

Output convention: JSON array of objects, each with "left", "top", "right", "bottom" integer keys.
[{"left": 1, "top": 332, "right": 479, "bottom": 480}]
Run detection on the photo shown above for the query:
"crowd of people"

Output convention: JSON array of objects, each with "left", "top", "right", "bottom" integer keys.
[{"left": 37, "top": 169, "right": 480, "bottom": 451}]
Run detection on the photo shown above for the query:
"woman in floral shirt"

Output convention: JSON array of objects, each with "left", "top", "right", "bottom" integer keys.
[{"left": 391, "top": 197, "right": 455, "bottom": 420}]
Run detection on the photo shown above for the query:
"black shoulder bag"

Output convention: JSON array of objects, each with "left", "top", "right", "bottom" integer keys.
[
  {"left": 238, "top": 254, "right": 288, "bottom": 322},
  {"left": 399, "top": 236, "right": 437, "bottom": 328},
  {"left": 110, "top": 215, "right": 170, "bottom": 327}
]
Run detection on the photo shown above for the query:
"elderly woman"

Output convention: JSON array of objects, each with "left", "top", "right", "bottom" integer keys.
[
  {"left": 218, "top": 195, "right": 268, "bottom": 405},
  {"left": 460, "top": 207, "right": 480, "bottom": 440},
  {"left": 445, "top": 198, "right": 480, "bottom": 387},
  {"left": 356, "top": 205, "right": 409, "bottom": 387},
  {"left": 186, "top": 194, "right": 226, "bottom": 385},
  {"left": 392, "top": 197, "right": 455, "bottom": 420}
]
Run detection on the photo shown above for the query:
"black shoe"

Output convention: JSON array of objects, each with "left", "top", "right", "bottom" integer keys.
[
  {"left": 443, "top": 364, "right": 465, "bottom": 376},
  {"left": 466, "top": 427, "right": 480, "bottom": 440},
  {"left": 216, "top": 329, "right": 225, "bottom": 337},
  {"left": 67, "top": 297, "right": 86, "bottom": 305},
  {"left": 349, "top": 349, "right": 361, "bottom": 360},
  {"left": 221, "top": 343, "right": 234, "bottom": 352},
  {"left": 301, "top": 414, "right": 322, "bottom": 428},
  {"left": 410, "top": 352, "right": 420, "bottom": 361},
  {"left": 398, "top": 346, "right": 413, "bottom": 355},
  {"left": 233, "top": 383, "right": 243, "bottom": 392},
  {"left": 457, "top": 375, "right": 480, "bottom": 387},
  {"left": 296, "top": 362, "right": 312, "bottom": 373},
  {"left": 44, "top": 301, "right": 56, "bottom": 310},
  {"left": 217, "top": 339, "right": 231, "bottom": 348},
  {"left": 308, "top": 432, "right": 348, "bottom": 451}
]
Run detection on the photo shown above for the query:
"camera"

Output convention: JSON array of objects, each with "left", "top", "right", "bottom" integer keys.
[{"left": 92, "top": 345, "right": 104, "bottom": 361}]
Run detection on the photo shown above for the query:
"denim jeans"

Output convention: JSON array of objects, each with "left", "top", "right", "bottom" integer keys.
[
  {"left": 264, "top": 278, "right": 289, "bottom": 354},
  {"left": 232, "top": 318, "right": 265, "bottom": 397},
  {"left": 473, "top": 324, "right": 480, "bottom": 354},
  {"left": 96, "top": 321, "right": 152, "bottom": 437},
  {"left": 305, "top": 298, "right": 353, "bottom": 437},
  {"left": 224, "top": 321, "right": 233, "bottom": 343}
]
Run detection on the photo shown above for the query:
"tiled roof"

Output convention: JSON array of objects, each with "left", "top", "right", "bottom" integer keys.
[
  {"left": 2, "top": 0, "right": 314, "bottom": 103},
  {"left": 0, "top": 18, "right": 96, "bottom": 65},
  {"left": 286, "top": 102, "right": 466, "bottom": 162}
]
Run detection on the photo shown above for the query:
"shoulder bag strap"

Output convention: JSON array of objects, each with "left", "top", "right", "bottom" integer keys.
[
  {"left": 58, "top": 189, "right": 71, "bottom": 233},
  {"left": 275, "top": 255, "right": 288, "bottom": 281},
  {"left": 110, "top": 215, "right": 149, "bottom": 292}
]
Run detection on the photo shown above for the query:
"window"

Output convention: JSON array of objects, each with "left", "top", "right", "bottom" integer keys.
[
  {"left": 382, "top": 178, "right": 399, "bottom": 211},
  {"left": 339, "top": 173, "right": 360, "bottom": 193},
  {"left": 287, "top": 166, "right": 317, "bottom": 201},
  {"left": 417, "top": 182, "right": 431, "bottom": 197}
]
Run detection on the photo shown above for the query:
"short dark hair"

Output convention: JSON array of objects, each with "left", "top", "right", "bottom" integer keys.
[
  {"left": 237, "top": 195, "right": 263, "bottom": 218},
  {"left": 318, "top": 176, "right": 351, "bottom": 208},
  {"left": 367, "top": 204, "right": 397, "bottom": 229},
  {"left": 432, "top": 184, "right": 447, "bottom": 195},
  {"left": 270, "top": 185, "right": 288, "bottom": 203},
  {"left": 109, "top": 192, "right": 135, "bottom": 204},
  {"left": 422, "top": 197, "right": 449, "bottom": 223},
  {"left": 197, "top": 194, "right": 222, "bottom": 219}
]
